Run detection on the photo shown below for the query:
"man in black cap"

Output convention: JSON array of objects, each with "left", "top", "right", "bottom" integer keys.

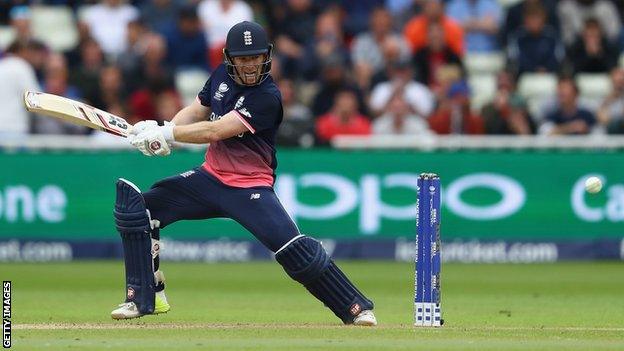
[{"left": 111, "top": 21, "right": 377, "bottom": 326}]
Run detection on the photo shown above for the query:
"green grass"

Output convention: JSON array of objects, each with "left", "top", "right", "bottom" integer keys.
[{"left": 4, "top": 261, "right": 624, "bottom": 350}]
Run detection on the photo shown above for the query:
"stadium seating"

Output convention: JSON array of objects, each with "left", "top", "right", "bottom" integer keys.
[
  {"left": 468, "top": 74, "right": 496, "bottom": 111},
  {"left": 31, "top": 6, "right": 78, "bottom": 52},
  {"left": 0, "top": 26, "right": 15, "bottom": 50},
  {"left": 576, "top": 74, "right": 612, "bottom": 100},
  {"left": 175, "top": 69, "right": 211, "bottom": 106},
  {"left": 518, "top": 73, "right": 558, "bottom": 120},
  {"left": 497, "top": 0, "right": 523, "bottom": 7},
  {"left": 464, "top": 52, "right": 505, "bottom": 75}
]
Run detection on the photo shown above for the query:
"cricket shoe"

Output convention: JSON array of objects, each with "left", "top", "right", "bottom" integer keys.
[
  {"left": 110, "top": 291, "right": 170, "bottom": 320},
  {"left": 111, "top": 270, "right": 170, "bottom": 319},
  {"left": 353, "top": 310, "right": 377, "bottom": 326}
]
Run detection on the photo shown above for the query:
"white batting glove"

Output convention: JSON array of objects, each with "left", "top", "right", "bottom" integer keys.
[
  {"left": 129, "top": 122, "right": 175, "bottom": 157},
  {"left": 129, "top": 120, "right": 159, "bottom": 136}
]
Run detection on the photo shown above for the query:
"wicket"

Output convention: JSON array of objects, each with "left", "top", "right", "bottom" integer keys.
[{"left": 414, "top": 173, "right": 443, "bottom": 327}]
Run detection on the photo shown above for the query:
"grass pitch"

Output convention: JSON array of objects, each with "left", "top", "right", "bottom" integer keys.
[{"left": 3, "top": 261, "right": 624, "bottom": 350}]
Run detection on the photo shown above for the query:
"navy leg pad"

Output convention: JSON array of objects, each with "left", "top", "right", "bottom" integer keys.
[
  {"left": 114, "top": 179, "right": 155, "bottom": 314},
  {"left": 275, "top": 236, "right": 374, "bottom": 324}
]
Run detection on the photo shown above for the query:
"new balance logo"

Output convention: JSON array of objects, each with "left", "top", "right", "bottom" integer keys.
[
  {"left": 243, "top": 31, "right": 252, "bottom": 45},
  {"left": 180, "top": 170, "right": 195, "bottom": 178},
  {"left": 250, "top": 193, "right": 260, "bottom": 200}
]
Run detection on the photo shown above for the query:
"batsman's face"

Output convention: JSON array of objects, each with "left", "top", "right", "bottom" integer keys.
[{"left": 232, "top": 55, "right": 265, "bottom": 85}]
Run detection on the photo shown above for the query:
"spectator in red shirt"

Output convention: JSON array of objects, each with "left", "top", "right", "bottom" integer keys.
[
  {"left": 403, "top": 0, "right": 464, "bottom": 56},
  {"left": 315, "top": 90, "right": 371, "bottom": 144},
  {"left": 429, "top": 81, "right": 485, "bottom": 134}
]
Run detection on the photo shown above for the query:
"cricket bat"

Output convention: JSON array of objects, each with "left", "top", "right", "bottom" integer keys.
[{"left": 23, "top": 91, "right": 130, "bottom": 137}]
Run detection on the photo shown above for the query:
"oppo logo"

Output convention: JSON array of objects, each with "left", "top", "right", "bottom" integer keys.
[
  {"left": 445, "top": 173, "right": 526, "bottom": 220},
  {"left": 276, "top": 172, "right": 526, "bottom": 235},
  {"left": 0, "top": 185, "right": 67, "bottom": 223}
]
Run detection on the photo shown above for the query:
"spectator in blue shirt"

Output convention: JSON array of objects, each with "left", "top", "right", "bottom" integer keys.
[
  {"left": 163, "top": 6, "right": 209, "bottom": 71},
  {"left": 446, "top": 0, "right": 502, "bottom": 52},
  {"left": 340, "top": 0, "right": 385, "bottom": 36},
  {"left": 507, "top": 3, "right": 564, "bottom": 75},
  {"left": 140, "top": 0, "right": 183, "bottom": 36},
  {"left": 500, "top": 0, "right": 559, "bottom": 46},
  {"left": 539, "top": 76, "right": 596, "bottom": 135}
]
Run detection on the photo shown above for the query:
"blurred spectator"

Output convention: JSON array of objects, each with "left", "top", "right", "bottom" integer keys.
[
  {"left": 565, "top": 18, "right": 618, "bottom": 74},
  {"left": 43, "top": 54, "right": 81, "bottom": 101},
  {"left": 274, "top": 0, "right": 318, "bottom": 78},
  {"left": 481, "top": 71, "right": 535, "bottom": 134},
  {"left": 341, "top": 0, "right": 385, "bottom": 37},
  {"left": 597, "top": 68, "right": 624, "bottom": 134},
  {"left": 69, "top": 38, "right": 105, "bottom": 104},
  {"left": 34, "top": 53, "right": 88, "bottom": 134},
  {"left": 117, "top": 19, "right": 149, "bottom": 82},
  {"left": 430, "top": 64, "right": 463, "bottom": 105},
  {"left": 403, "top": 0, "right": 464, "bottom": 56},
  {"left": 0, "top": 40, "right": 41, "bottom": 137},
  {"left": 0, "top": 2, "right": 12, "bottom": 25},
  {"left": 352, "top": 7, "right": 410, "bottom": 90},
  {"left": 127, "top": 35, "right": 177, "bottom": 123},
  {"left": 80, "top": 0, "right": 140, "bottom": 58},
  {"left": 507, "top": 3, "right": 564, "bottom": 75},
  {"left": 300, "top": 10, "right": 349, "bottom": 81},
  {"left": 154, "top": 90, "right": 183, "bottom": 122},
  {"left": 269, "top": 54, "right": 283, "bottom": 82},
  {"left": 276, "top": 78, "right": 315, "bottom": 147},
  {"left": 9, "top": 6, "right": 33, "bottom": 44},
  {"left": 385, "top": 0, "right": 420, "bottom": 24},
  {"left": 558, "top": 0, "right": 621, "bottom": 47},
  {"left": 24, "top": 39, "right": 48, "bottom": 83},
  {"left": 198, "top": 0, "right": 253, "bottom": 68},
  {"left": 539, "top": 77, "right": 596, "bottom": 135},
  {"left": 372, "top": 94, "right": 432, "bottom": 135},
  {"left": 412, "top": 22, "right": 464, "bottom": 87},
  {"left": 385, "top": 0, "right": 413, "bottom": 15},
  {"left": 369, "top": 59, "right": 434, "bottom": 119},
  {"left": 141, "top": 34, "right": 174, "bottom": 86},
  {"left": 500, "top": 0, "right": 559, "bottom": 46},
  {"left": 315, "top": 90, "right": 371, "bottom": 144},
  {"left": 123, "top": 32, "right": 175, "bottom": 96},
  {"left": 140, "top": 0, "right": 182, "bottom": 35},
  {"left": 311, "top": 56, "right": 366, "bottom": 118},
  {"left": 369, "top": 35, "right": 410, "bottom": 87},
  {"left": 89, "top": 65, "right": 127, "bottom": 114},
  {"left": 129, "top": 79, "right": 181, "bottom": 124},
  {"left": 445, "top": 0, "right": 502, "bottom": 53},
  {"left": 428, "top": 80, "right": 484, "bottom": 134},
  {"left": 163, "top": 6, "right": 208, "bottom": 71},
  {"left": 615, "top": 1, "right": 624, "bottom": 24}
]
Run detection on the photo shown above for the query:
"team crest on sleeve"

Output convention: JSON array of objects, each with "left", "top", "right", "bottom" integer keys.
[
  {"left": 214, "top": 82, "right": 229, "bottom": 101},
  {"left": 243, "top": 31, "right": 252, "bottom": 45}
]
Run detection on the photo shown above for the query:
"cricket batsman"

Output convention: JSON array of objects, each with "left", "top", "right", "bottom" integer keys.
[{"left": 110, "top": 21, "right": 377, "bottom": 326}]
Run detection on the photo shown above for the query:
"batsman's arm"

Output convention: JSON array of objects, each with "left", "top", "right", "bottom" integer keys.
[
  {"left": 172, "top": 110, "right": 249, "bottom": 144},
  {"left": 171, "top": 98, "right": 211, "bottom": 126}
]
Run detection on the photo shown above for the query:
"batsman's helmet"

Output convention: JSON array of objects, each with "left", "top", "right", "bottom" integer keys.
[{"left": 223, "top": 21, "right": 273, "bottom": 86}]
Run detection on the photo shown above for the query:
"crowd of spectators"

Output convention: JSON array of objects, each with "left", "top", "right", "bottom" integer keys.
[{"left": 2, "top": 0, "right": 624, "bottom": 146}]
